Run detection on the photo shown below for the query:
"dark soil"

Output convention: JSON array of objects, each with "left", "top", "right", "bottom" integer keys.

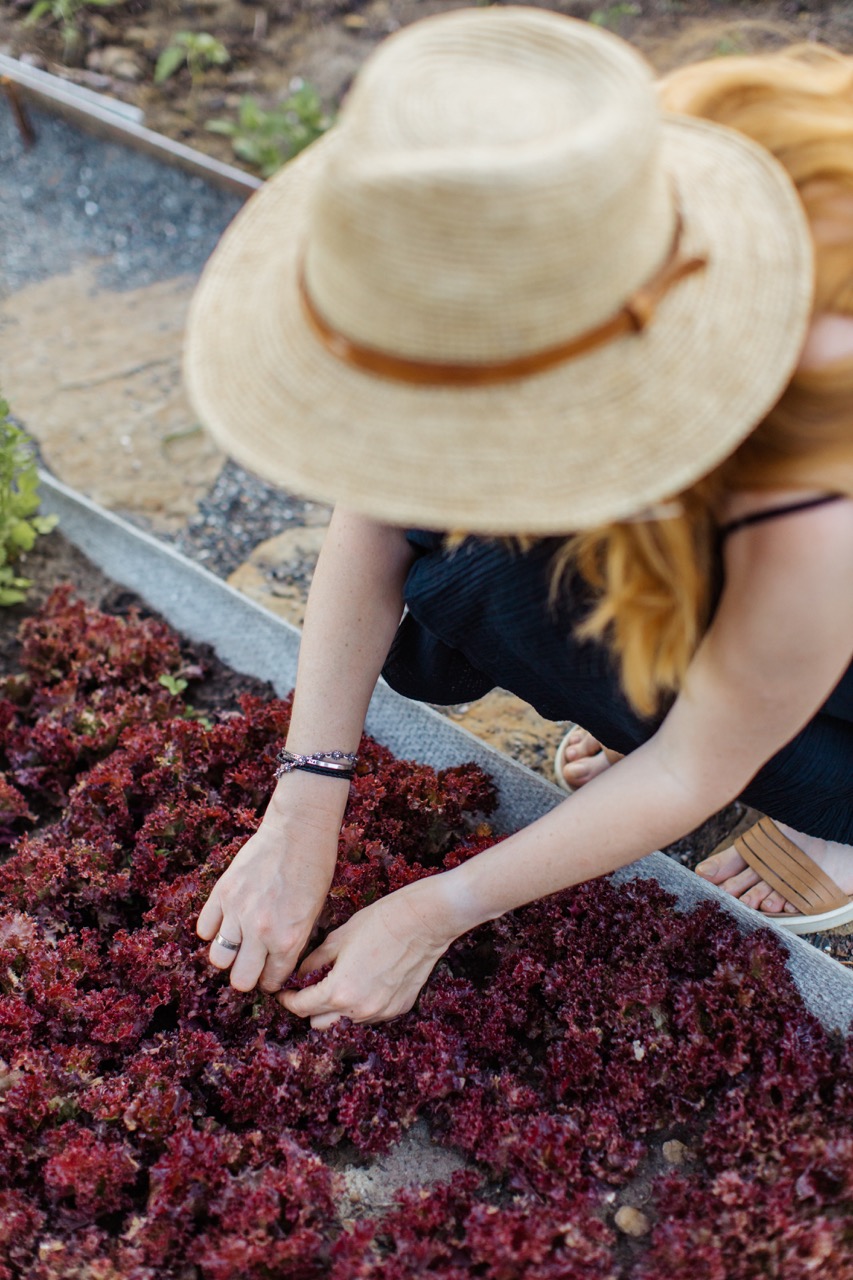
[
  {"left": 0, "top": 527, "right": 276, "bottom": 714},
  {"left": 3, "top": 528, "right": 851, "bottom": 969},
  {"left": 2, "top": 0, "right": 853, "bottom": 176}
]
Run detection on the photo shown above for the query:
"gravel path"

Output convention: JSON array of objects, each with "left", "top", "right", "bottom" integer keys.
[
  {"left": 1, "top": 99, "right": 314, "bottom": 570},
  {"left": 1, "top": 103, "right": 242, "bottom": 296},
  {"left": 1, "top": 95, "right": 743, "bottom": 866}
]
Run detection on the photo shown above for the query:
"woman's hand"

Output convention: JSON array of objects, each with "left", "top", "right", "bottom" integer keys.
[
  {"left": 278, "top": 878, "right": 456, "bottom": 1029},
  {"left": 196, "top": 777, "right": 347, "bottom": 995}
]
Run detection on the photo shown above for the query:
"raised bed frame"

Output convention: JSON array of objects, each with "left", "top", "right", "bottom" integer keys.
[
  {"left": 39, "top": 472, "right": 853, "bottom": 1035},
  {"left": 3, "top": 55, "right": 851, "bottom": 1032}
]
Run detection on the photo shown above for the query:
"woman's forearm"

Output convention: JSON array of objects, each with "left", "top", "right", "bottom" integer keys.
[
  {"left": 432, "top": 738, "right": 739, "bottom": 936},
  {"left": 267, "top": 507, "right": 415, "bottom": 826}
]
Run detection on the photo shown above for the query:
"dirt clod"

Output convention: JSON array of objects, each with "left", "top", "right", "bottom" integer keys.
[{"left": 614, "top": 1205, "right": 651, "bottom": 1238}]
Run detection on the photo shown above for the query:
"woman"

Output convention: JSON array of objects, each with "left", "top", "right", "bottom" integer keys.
[{"left": 184, "top": 7, "right": 853, "bottom": 1029}]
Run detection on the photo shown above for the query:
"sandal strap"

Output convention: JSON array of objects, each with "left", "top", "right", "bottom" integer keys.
[{"left": 733, "top": 818, "right": 849, "bottom": 915}]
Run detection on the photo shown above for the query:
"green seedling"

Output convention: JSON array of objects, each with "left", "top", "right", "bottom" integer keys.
[
  {"left": 158, "top": 674, "right": 189, "bottom": 696},
  {"left": 157, "top": 673, "right": 212, "bottom": 729},
  {"left": 207, "top": 81, "right": 333, "bottom": 177},
  {"left": 155, "top": 32, "right": 230, "bottom": 87},
  {"left": 589, "top": 3, "right": 641, "bottom": 31},
  {"left": 26, "top": 0, "right": 125, "bottom": 62},
  {"left": 0, "top": 398, "right": 58, "bottom": 606},
  {"left": 712, "top": 33, "right": 748, "bottom": 57}
]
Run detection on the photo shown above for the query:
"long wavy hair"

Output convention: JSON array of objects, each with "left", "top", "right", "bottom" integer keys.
[{"left": 566, "top": 43, "right": 853, "bottom": 718}]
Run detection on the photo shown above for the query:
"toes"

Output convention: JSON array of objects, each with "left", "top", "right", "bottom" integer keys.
[
  {"left": 695, "top": 852, "right": 801, "bottom": 916},
  {"left": 759, "top": 890, "right": 798, "bottom": 915},
  {"left": 562, "top": 729, "right": 602, "bottom": 763},
  {"left": 694, "top": 846, "right": 749, "bottom": 884},
  {"left": 562, "top": 752, "right": 611, "bottom": 787},
  {"left": 719, "top": 867, "right": 762, "bottom": 899},
  {"left": 695, "top": 842, "right": 804, "bottom": 915},
  {"left": 739, "top": 879, "right": 775, "bottom": 911}
]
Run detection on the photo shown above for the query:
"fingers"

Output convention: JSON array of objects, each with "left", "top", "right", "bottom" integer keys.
[
  {"left": 196, "top": 891, "right": 224, "bottom": 942},
  {"left": 274, "top": 940, "right": 340, "bottom": 1015},
  {"left": 197, "top": 875, "right": 308, "bottom": 992},
  {"left": 310, "top": 1012, "right": 343, "bottom": 1031},
  {"left": 228, "top": 934, "right": 271, "bottom": 992},
  {"left": 296, "top": 937, "right": 338, "bottom": 978},
  {"left": 257, "top": 951, "right": 299, "bottom": 996},
  {"left": 199, "top": 893, "right": 298, "bottom": 993},
  {"left": 208, "top": 918, "right": 243, "bottom": 970},
  {"left": 279, "top": 974, "right": 336, "bottom": 1019}
]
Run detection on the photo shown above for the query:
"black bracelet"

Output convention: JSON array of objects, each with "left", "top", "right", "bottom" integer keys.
[
  {"left": 285, "top": 761, "right": 355, "bottom": 780},
  {"left": 274, "top": 749, "right": 358, "bottom": 782}
]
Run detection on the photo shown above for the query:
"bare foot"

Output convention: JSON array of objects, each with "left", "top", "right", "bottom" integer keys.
[
  {"left": 694, "top": 820, "right": 853, "bottom": 915},
  {"left": 558, "top": 725, "right": 623, "bottom": 790}
]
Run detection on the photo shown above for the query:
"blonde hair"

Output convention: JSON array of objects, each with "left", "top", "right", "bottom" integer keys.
[{"left": 568, "top": 43, "right": 853, "bottom": 717}]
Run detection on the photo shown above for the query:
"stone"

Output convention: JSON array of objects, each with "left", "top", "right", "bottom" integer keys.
[
  {"left": 0, "top": 264, "right": 224, "bottom": 534},
  {"left": 614, "top": 1206, "right": 650, "bottom": 1238},
  {"left": 227, "top": 525, "right": 328, "bottom": 629},
  {"left": 87, "top": 45, "right": 145, "bottom": 82}
]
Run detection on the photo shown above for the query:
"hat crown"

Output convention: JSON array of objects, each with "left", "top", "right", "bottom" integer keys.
[{"left": 305, "top": 7, "right": 675, "bottom": 363}]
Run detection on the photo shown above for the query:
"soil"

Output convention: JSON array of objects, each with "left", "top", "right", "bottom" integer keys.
[
  {"left": 2, "top": 0, "right": 852, "bottom": 962},
  {"left": 0, "top": 526, "right": 278, "bottom": 714},
  {"left": 2, "top": 0, "right": 853, "bottom": 176},
  {"left": 11, "top": 526, "right": 853, "bottom": 975}
]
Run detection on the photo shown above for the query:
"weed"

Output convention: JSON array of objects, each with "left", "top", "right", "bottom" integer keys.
[
  {"left": 207, "top": 80, "right": 333, "bottom": 177},
  {"left": 0, "top": 398, "right": 58, "bottom": 605},
  {"left": 155, "top": 31, "right": 230, "bottom": 87},
  {"left": 588, "top": 3, "right": 641, "bottom": 31},
  {"left": 25, "top": 0, "right": 124, "bottom": 62},
  {"left": 712, "top": 32, "right": 748, "bottom": 56},
  {"left": 157, "top": 674, "right": 188, "bottom": 696},
  {"left": 157, "top": 672, "right": 212, "bottom": 728}
]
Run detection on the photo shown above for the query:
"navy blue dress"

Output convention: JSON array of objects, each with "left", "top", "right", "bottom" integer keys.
[{"left": 382, "top": 530, "right": 853, "bottom": 842}]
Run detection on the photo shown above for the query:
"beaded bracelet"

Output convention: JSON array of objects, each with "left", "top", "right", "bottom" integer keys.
[{"left": 274, "top": 749, "right": 358, "bottom": 782}]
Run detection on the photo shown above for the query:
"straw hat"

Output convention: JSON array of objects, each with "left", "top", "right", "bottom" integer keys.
[{"left": 184, "top": 6, "right": 814, "bottom": 534}]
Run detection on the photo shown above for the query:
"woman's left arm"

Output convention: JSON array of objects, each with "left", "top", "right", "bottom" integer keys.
[{"left": 281, "top": 497, "right": 853, "bottom": 1028}]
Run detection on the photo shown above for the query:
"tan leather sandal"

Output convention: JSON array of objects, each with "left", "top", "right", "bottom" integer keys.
[{"left": 733, "top": 817, "right": 853, "bottom": 935}]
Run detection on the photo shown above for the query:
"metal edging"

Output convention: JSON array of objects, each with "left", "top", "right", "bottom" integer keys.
[
  {"left": 34, "top": 470, "right": 853, "bottom": 1033},
  {"left": 0, "top": 52, "right": 261, "bottom": 198}
]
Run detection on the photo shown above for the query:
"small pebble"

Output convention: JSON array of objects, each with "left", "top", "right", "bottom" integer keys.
[
  {"left": 662, "top": 1139, "right": 690, "bottom": 1165},
  {"left": 614, "top": 1206, "right": 650, "bottom": 1238}
]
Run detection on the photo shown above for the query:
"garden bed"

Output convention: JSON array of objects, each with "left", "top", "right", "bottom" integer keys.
[
  {"left": 1, "top": 519, "right": 853, "bottom": 1278},
  {"left": 2, "top": 0, "right": 852, "bottom": 179}
]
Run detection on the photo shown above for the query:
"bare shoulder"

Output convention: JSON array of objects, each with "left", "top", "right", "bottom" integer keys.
[
  {"left": 720, "top": 490, "right": 853, "bottom": 568},
  {"left": 714, "top": 492, "right": 853, "bottom": 676}
]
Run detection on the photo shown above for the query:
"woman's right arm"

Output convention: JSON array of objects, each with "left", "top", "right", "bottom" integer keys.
[{"left": 196, "top": 507, "right": 416, "bottom": 995}]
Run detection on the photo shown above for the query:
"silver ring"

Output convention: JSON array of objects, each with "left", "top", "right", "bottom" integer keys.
[{"left": 214, "top": 932, "right": 241, "bottom": 952}]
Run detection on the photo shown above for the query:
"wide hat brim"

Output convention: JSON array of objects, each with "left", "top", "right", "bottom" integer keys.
[{"left": 184, "top": 115, "right": 813, "bottom": 534}]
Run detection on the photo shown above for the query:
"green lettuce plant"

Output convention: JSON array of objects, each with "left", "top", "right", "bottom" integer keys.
[
  {"left": 0, "top": 398, "right": 58, "bottom": 605},
  {"left": 25, "top": 0, "right": 125, "bottom": 63},
  {"left": 155, "top": 31, "right": 230, "bottom": 87},
  {"left": 207, "top": 82, "right": 333, "bottom": 177}
]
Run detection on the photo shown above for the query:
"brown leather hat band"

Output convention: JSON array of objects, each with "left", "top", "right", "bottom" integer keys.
[{"left": 299, "top": 213, "right": 707, "bottom": 387}]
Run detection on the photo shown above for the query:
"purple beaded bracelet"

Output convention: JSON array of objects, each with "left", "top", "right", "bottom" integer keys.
[{"left": 274, "top": 749, "right": 358, "bottom": 782}]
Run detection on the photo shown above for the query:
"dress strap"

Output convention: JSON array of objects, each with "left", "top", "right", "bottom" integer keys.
[{"left": 719, "top": 493, "right": 846, "bottom": 541}]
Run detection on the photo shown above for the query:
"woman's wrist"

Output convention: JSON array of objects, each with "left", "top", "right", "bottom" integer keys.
[
  {"left": 264, "top": 770, "right": 350, "bottom": 836},
  {"left": 403, "top": 863, "right": 497, "bottom": 947}
]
